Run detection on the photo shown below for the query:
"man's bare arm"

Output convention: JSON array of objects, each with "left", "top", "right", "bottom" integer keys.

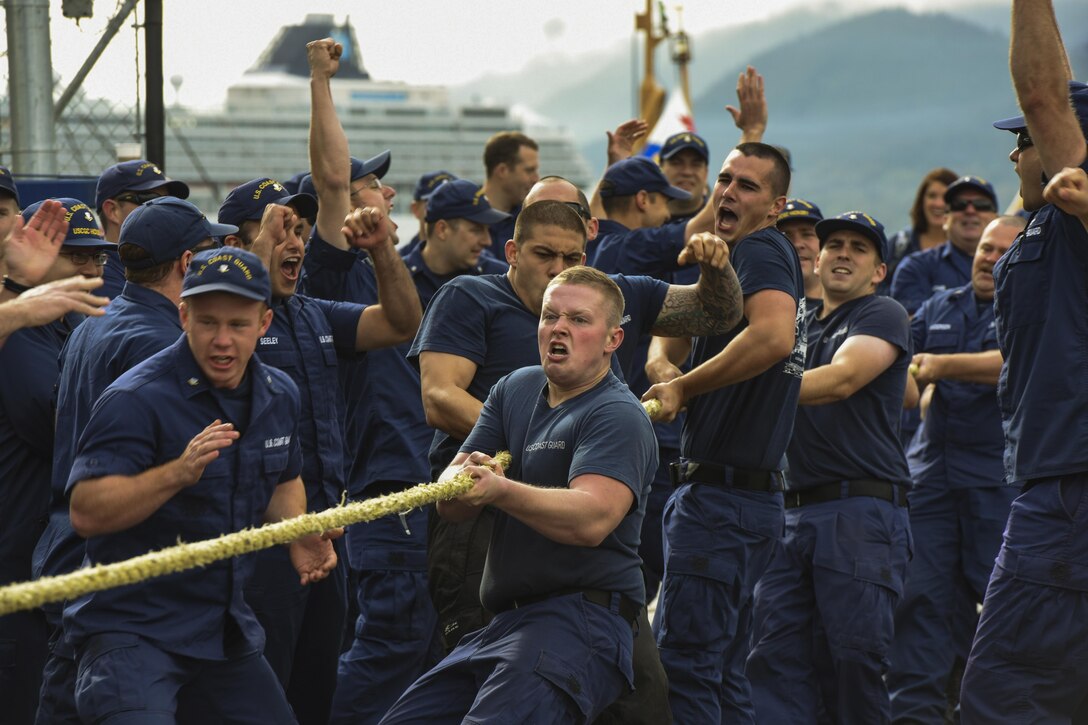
[
  {"left": 419, "top": 352, "right": 484, "bottom": 439},
  {"left": 650, "top": 233, "right": 743, "bottom": 336},
  {"left": 1010, "top": 0, "right": 1087, "bottom": 175},
  {"left": 308, "top": 37, "right": 353, "bottom": 249}
]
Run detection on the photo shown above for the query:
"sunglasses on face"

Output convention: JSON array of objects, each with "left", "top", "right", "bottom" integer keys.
[
  {"left": 60, "top": 250, "right": 108, "bottom": 267},
  {"left": 562, "top": 201, "right": 591, "bottom": 221},
  {"left": 948, "top": 198, "right": 997, "bottom": 213},
  {"left": 1016, "top": 132, "right": 1033, "bottom": 152},
  {"left": 115, "top": 191, "right": 162, "bottom": 206}
]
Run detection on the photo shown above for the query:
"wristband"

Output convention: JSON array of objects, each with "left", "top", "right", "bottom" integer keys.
[{"left": 2, "top": 275, "right": 31, "bottom": 294}]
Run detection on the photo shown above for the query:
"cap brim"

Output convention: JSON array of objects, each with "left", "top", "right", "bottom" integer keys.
[
  {"left": 943, "top": 183, "right": 997, "bottom": 205},
  {"left": 993, "top": 114, "right": 1026, "bottom": 132},
  {"left": 283, "top": 193, "right": 318, "bottom": 220},
  {"left": 778, "top": 212, "right": 822, "bottom": 225},
  {"left": 815, "top": 219, "right": 886, "bottom": 260},
  {"left": 128, "top": 178, "right": 191, "bottom": 199},
  {"left": 63, "top": 239, "right": 117, "bottom": 249},
  {"left": 352, "top": 150, "right": 392, "bottom": 181},
  {"left": 661, "top": 144, "right": 709, "bottom": 162},
  {"left": 181, "top": 282, "right": 267, "bottom": 303},
  {"left": 463, "top": 208, "right": 512, "bottom": 225},
  {"left": 207, "top": 221, "right": 239, "bottom": 237},
  {"left": 661, "top": 184, "right": 693, "bottom": 201}
]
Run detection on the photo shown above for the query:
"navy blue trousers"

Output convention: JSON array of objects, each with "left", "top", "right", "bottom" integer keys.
[
  {"left": 961, "top": 477, "right": 1088, "bottom": 723},
  {"left": 747, "top": 496, "right": 912, "bottom": 724},
  {"left": 654, "top": 483, "right": 784, "bottom": 724},
  {"left": 73, "top": 633, "right": 293, "bottom": 723},
  {"left": 247, "top": 537, "right": 347, "bottom": 725},
  {"left": 330, "top": 506, "right": 441, "bottom": 724},
  {"left": 888, "top": 484, "right": 1016, "bottom": 722},
  {"left": 381, "top": 593, "right": 633, "bottom": 725}
]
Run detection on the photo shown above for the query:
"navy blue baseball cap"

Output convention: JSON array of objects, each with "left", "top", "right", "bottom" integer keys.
[
  {"left": 0, "top": 166, "right": 20, "bottom": 206},
  {"left": 815, "top": 211, "right": 890, "bottom": 262},
  {"left": 95, "top": 160, "right": 189, "bottom": 209},
  {"left": 298, "top": 174, "right": 317, "bottom": 202},
  {"left": 182, "top": 247, "right": 271, "bottom": 306},
  {"left": 600, "top": 157, "right": 692, "bottom": 200},
  {"left": 425, "top": 179, "right": 511, "bottom": 225},
  {"left": 282, "top": 171, "right": 309, "bottom": 195},
  {"left": 21, "top": 198, "right": 110, "bottom": 248},
  {"left": 350, "top": 150, "right": 391, "bottom": 182},
  {"left": 778, "top": 198, "right": 824, "bottom": 225},
  {"left": 944, "top": 175, "right": 998, "bottom": 207},
  {"left": 994, "top": 81, "right": 1088, "bottom": 139},
  {"left": 119, "top": 197, "right": 237, "bottom": 269},
  {"left": 414, "top": 170, "right": 457, "bottom": 201},
  {"left": 217, "top": 178, "right": 318, "bottom": 227},
  {"left": 660, "top": 132, "right": 709, "bottom": 163}
]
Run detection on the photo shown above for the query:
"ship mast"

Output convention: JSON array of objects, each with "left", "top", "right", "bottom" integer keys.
[
  {"left": 671, "top": 6, "right": 693, "bottom": 111},
  {"left": 633, "top": 0, "right": 666, "bottom": 153},
  {"left": 634, "top": 2, "right": 694, "bottom": 152}
]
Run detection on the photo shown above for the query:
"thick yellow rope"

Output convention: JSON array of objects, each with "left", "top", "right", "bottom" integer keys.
[
  {"left": 0, "top": 452, "right": 512, "bottom": 616},
  {"left": 0, "top": 399, "right": 664, "bottom": 617}
]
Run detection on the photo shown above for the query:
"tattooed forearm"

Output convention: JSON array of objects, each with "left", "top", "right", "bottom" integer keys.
[{"left": 650, "top": 262, "right": 744, "bottom": 337}]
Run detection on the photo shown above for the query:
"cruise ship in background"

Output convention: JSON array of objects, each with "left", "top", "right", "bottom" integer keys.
[{"left": 5, "top": 13, "right": 591, "bottom": 217}]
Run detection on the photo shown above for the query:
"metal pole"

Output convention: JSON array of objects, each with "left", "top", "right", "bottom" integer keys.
[
  {"left": 54, "top": 0, "right": 140, "bottom": 122},
  {"left": 144, "top": 0, "right": 165, "bottom": 168},
  {"left": 5, "top": 0, "right": 57, "bottom": 175}
]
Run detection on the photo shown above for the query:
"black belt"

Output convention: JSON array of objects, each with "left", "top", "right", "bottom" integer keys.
[
  {"left": 669, "top": 459, "right": 783, "bottom": 493},
  {"left": 508, "top": 588, "right": 640, "bottom": 625},
  {"left": 783, "top": 479, "right": 908, "bottom": 509}
]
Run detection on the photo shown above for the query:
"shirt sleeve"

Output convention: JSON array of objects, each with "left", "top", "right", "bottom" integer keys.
[
  {"left": 849, "top": 297, "right": 912, "bottom": 355},
  {"left": 300, "top": 227, "right": 362, "bottom": 301},
  {"left": 407, "top": 280, "right": 490, "bottom": 367},
  {"left": 616, "top": 275, "right": 670, "bottom": 336},
  {"left": 567, "top": 399, "right": 657, "bottom": 505},
  {"left": 311, "top": 296, "right": 368, "bottom": 354},
  {"left": 734, "top": 231, "right": 800, "bottom": 298},
  {"left": 459, "top": 375, "right": 509, "bottom": 458},
  {"left": 67, "top": 389, "right": 159, "bottom": 495}
]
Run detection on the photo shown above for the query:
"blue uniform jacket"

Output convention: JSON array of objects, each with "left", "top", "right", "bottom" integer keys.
[
  {"left": 588, "top": 219, "right": 690, "bottom": 276},
  {"left": 258, "top": 293, "right": 363, "bottom": 509},
  {"left": 63, "top": 337, "right": 302, "bottom": 660},
  {"left": 38, "top": 284, "right": 184, "bottom": 603},
  {"left": 906, "top": 284, "right": 1004, "bottom": 488},
  {"left": 891, "top": 241, "right": 972, "bottom": 315},
  {"left": 0, "top": 315, "right": 78, "bottom": 583},
  {"left": 993, "top": 160, "right": 1088, "bottom": 482}
]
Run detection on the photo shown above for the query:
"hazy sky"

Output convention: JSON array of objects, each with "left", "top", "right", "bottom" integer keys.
[{"left": 18, "top": 0, "right": 992, "bottom": 110}]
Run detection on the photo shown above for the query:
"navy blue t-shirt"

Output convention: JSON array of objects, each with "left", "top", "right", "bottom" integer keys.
[
  {"left": 343, "top": 246, "right": 507, "bottom": 493},
  {"left": 906, "top": 284, "right": 1004, "bottom": 488},
  {"left": 682, "top": 226, "right": 806, "bottom": 471},
  {"left": 787, "top": 295, "right": 912, "bottom": 488},
  {"left": 408, "top": 272, "right": 668, "bottom": 470},
  {"left": 586, "top": 219, "right": 699, "bottom": 452},
  {"left": 486, "top": 203, "right": 520, "bottom": 260},
  {"left": 462, "top": 367, "right": 657, "bottom": 609},
  {"left": 993, "top": 157, "right": 1088, "bottom": 482},
  {"left": 890, "top": 241, "right": 972, "bottom": 315}
]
